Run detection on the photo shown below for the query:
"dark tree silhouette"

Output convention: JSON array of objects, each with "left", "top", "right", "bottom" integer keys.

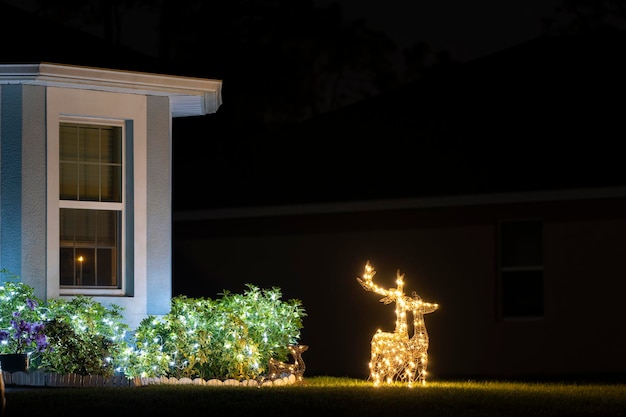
[
  {"left": 154, "top": 0, "right": 402, "bottom": 128},
  {"left": 542, "top": 0, "right": 626, "bottom": 35},
  {"left": 11, "top": 0, "right": 142, "bottom": 45},
  {"left": 1, "top": 0, "right": 452, "bottom": 130}
]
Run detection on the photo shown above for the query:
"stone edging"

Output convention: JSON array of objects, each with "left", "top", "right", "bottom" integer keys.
[{"left": 2, "top": 370, "right": 299, "bottom": 388}]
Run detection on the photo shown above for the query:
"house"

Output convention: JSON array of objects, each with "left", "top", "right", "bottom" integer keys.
[
  {"left": 171, "top": 30, "right": 626, "bottom": 380},
  {"left": 0, "top": 3, "right": 223, "bottom": 329},
  {"left": 0, "top": 63, "right": 222, "bottom": 328}
]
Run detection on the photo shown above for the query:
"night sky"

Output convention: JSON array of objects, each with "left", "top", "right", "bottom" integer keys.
[{"left": 2, "top": 1, "right": 577, "bottom": 150}]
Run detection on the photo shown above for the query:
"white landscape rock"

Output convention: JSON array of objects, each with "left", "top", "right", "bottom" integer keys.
[
  {"left": 223, "top": 379, "right": 239, "bottom": 386},
  {"left": 2, "top": 371, "right": 299, "bottom": 388},
  {"left": 242, "top": 379, "right": 258, "bottom": 387},
  {"left": 206, "top": 379, "right": 223, "bottom": 386}
]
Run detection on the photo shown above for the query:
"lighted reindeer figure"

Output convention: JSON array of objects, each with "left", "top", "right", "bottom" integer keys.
[
  {"left": 357, "top": 261, "right": 439, "bottom": 387},
  {"left": 267, "top": 344, "right": 309, "bottom": 382}
]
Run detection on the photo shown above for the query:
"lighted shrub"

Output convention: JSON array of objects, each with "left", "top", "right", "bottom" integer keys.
[
  {"left": 0, "top": 276, "right": 50, "bottom": 358},
  {"left": 0, "top": 276, "right": 129, "bottom": 375},
  {"left": 122, "top": 284, "right": 307, "bottom": 380},
  {"left": 38, "top": 296, "right": 130, "bottom": 376},
  {"left": 0, "top": 273, "right": 48, "bottom": 336},
  {"left": 1, "top": 274, "right": 307, "bottom": 381}
]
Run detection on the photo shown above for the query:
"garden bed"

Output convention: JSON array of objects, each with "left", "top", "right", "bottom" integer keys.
[{"left": 2, "top": 370, "right": 299, "bottom": 388}]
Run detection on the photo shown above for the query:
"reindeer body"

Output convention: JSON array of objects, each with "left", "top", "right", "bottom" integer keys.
[
  {"left": 370, "top": 329, "right": 408, "bottom": 384},
  {"left": 358, "top": 261, "right": 438, "bottom": 387}
]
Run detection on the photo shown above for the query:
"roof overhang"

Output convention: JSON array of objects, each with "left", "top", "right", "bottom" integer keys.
[
  {"left": 173, "top": 186, "right": 626, "bottom": 221},
  {"left": 0, "top": 62, "right": 222, "bottom": 117}
]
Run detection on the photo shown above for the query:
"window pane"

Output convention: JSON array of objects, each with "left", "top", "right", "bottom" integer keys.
[
  {"left": 97, "top": 248, "right": 115, "bottom": 286},
  {"left": 97, "top": 211, "right": 117, "bottom": 246},
  {"left": 60, "top": 208, "right": 75, "bottom": 245},
  {"left": 79, "top": 126, "right": 101, "bottom": 163},
  {"left": 101, "top": 165, "right": 122, "bottom": 202},
  {"left": 101, "top": 126, "right": 122, "bottom": 164},
  {"left": 59, "top": 123, "right": 122, "bottom": 203},
  {"left": 502, "top": 270, "right": 544, "bottom": 318},
  {"left": 58, "top": 248, "right": 97, "bottom": 287},
  {"left": 59, "top": 124, "right": 78, "bottom": 161},
  {"left": 60, "top": 208, "right": 120, "bottom": 289},
  {"left": 501, "top": 221, "right": 543, "bottom": 267},
  {"left": 59, "top": 162, "right": 78, "bottom": 200},
  {"left": 60, "top": 247, "right": 75, "bottom": 286},
  {"left": 79, "top": 163, "right": 100, "bottom": 201},
  {"left": 73, "top": 209, "right": 97, "bottom": 246},
  {"left": 76, "top": 248, "right": 95, "bottom": 286}
]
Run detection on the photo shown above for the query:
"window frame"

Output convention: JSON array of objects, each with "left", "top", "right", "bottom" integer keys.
[
  {"left": 56, "top": 116, "right": 127, "bottom": 296},
  {"left": 497, "top": 218, "right": 544, "bottom": 321}
]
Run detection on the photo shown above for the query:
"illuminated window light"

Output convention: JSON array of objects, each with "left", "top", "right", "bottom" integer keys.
[{"left": 357, "top": 261, "right": 439, "bottom": 387}]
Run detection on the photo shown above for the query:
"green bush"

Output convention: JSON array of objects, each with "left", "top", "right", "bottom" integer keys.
[
  {"left": 1, "top": 271, "right": 129, "bottom": 375},
  {"left": 1, "top": 273, "right": 307, "bottom": 380},
  {"left": 0, "top": 276, "right": 50, "bottom": 358},
  {"left": 121, "top": 284, "right": 307, "bottom": 380},
  {"left": 0, "top": 272, "right": 49, "bottom": 339},
  {"left": 38, "top": 296, "right": 130, "bottom": 376}
]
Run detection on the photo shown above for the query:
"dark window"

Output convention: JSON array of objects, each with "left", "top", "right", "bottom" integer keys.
[{"left": 499, "top": 220, "right": 543, "bottom": 319}]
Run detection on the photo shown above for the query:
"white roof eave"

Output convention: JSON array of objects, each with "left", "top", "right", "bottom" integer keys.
[{"left": 0, "top": 62, "right": 223, "bottom": 117}]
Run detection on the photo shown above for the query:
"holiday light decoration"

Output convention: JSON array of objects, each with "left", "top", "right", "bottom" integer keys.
[
  {"left": 357, "top": 261, "right": 439, "bottom": 387},
  {"left": 267, "top": 344, "right": 309, "bottom": 382}
]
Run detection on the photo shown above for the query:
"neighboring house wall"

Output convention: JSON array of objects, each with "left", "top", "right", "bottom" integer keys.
[{"left": 172, "top": 192, "right": 626, "bottom": 379}]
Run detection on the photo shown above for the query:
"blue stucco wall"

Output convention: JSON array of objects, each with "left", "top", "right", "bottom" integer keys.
[
  {"left": 20, "top": 85, "right": 47, "bottom": 296},
  {"left": 0, "top": 85, "right": 23, "bottom": 278}
]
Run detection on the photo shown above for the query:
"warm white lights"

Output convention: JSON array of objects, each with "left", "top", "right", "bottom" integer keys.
[
  {"left": 267, "top": 344, "right": 308, "bottom": 382},
  {"left": 77, "top": 256, "right": 84, "bottom": 285},
  {"left": 357, "top": 261, "right": 439, "bottom": 387}
]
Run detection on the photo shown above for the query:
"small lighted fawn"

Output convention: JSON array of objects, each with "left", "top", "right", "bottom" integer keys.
[
  {"left": 267, "top": 344, "right": 309, "bottom": 382},
  {"left": 357, "top": 261, "right": 439, "bottom": 387}
]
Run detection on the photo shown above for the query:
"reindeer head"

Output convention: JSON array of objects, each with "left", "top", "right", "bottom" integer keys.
[{"left": 357, "top": 261, "right": 438, "bottom": 311}]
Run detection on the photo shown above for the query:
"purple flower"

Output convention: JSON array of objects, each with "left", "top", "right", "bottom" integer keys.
[
  {"left": 2, "top": 315, "right": 49, "bottom": 354},
  {"left": 26, "top": 298, "right": 38, "bottom": 311},
  {"left": 34, "top": 332, "right": 49, "bottom": 352}
]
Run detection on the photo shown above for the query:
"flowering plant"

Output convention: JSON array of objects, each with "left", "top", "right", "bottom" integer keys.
[
  {"left": 0, "top": 278, "right": 50, "bottom": 355},
  {"left": 0, "top": 303, "right": 49, "bottom": 354}
]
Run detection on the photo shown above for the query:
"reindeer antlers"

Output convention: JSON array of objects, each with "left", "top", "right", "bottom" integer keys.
[
  {"left": 356, "top": 260, "right": 376, "bottom": 291},
  {"left": 357, "top": 260, "right": 403, "bottom": 298},
  {"left": 357, "top": 260, "right": 439, "bottom": 311}
]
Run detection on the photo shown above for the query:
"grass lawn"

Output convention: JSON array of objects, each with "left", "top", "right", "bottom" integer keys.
[{"left": 4, "top": 376, "right": 626, "bottom": 417}]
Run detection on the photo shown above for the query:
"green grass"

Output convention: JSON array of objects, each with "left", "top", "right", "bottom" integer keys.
[{"left": 4, "top": 377, "right": 626, "bottom": 417}]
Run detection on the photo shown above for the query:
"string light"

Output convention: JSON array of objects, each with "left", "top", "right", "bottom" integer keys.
[
  {"left": 357, "top": 261, "right": 439, "bottom": 387},
  {"left": 267, "top": 344, "right": 308, "bottom": 382}
]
